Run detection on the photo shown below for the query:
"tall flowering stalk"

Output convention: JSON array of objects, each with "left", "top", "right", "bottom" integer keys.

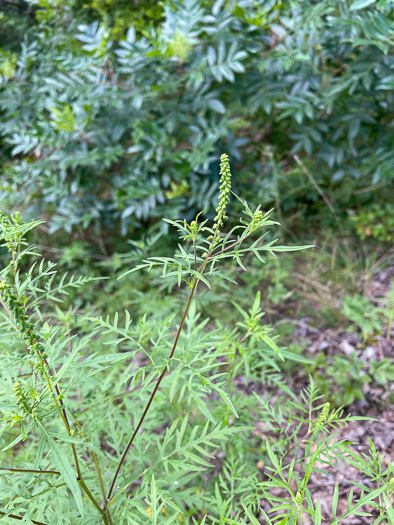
[{"left": 214, "top": 153, "right": 232, "bottom": 231}]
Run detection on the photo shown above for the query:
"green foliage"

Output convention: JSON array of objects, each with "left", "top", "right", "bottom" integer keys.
[
  {"left": 0, "top": 1, "right": 36, "bottom": 53},
  {"left": 342, "top": 294, "right": 384, "bottom": 340},
  {"left": 81, "top": 0, "right": 165, "bottom": 38},
  {"left": 317, "top": 352, "right": 370, "bottom": 406},
  {"left": 1, "top": 161, "right": 392, "bottom": 524},
  {"left": 301, "top": 280, "right": 393, "bottom": 407},
  {"left": 370, "top": 358, "right": 394, "bottom": 387},
  {"left": 351, "top": 203, "right": 394, "bottom": 243},
  {"left": 0, "top": 50, "right": 18, "bottom": 80},
  {"left": 0, "top": 0, "right": 393, "bottom": 235}
]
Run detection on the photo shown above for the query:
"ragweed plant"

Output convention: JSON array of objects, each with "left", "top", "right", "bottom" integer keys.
[
  {"left": 101, "top": 154, "right": 311, "bottom": 517},
  {"left": 0, "top": 157, "right": 392, "bottom": 524}
]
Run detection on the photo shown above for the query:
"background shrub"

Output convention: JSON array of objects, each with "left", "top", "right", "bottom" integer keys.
[{"left": 0, "top": 0, "right": 393, "bottom": 238}]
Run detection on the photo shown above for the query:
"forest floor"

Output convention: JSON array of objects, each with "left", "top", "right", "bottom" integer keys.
[{"left": 263, "top": 263, "right": 394, "bottom": 523}]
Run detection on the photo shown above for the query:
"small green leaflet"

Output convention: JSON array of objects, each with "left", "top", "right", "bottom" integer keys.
[
  {"left": 332, "top": 484, "right": 339, "bottom": 519},
  {"left": 314, "top": 499, "right": 322, "bottom": 524},
  {"left": 243, "top": 505, "right": 265, "bottom": 524},
  {"left": 350, "top": 0, "right": 376, "bottom": 9}
]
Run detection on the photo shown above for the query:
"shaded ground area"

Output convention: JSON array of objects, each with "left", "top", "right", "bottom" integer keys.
[{"left": 275, "top": 265, "right": 393, "bottom": 522}]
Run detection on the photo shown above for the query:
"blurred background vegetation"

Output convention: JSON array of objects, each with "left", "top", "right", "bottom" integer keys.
[{"left": 0, "top": 0, "right": 393, "bottom": 472}]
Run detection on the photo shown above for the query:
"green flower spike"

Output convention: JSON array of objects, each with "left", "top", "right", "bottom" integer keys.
[
  {"left": 211, "top": 153, "right": 232, "bottom": 241},
  {"left": 190, "top": 220, "right": 198, "bottom": 236},
  {"left": 295, "top": 491, "right": 304, "bottom": 509},
  {"left": 206, "top": 154, "right": 232, "bottom": 248},
  {"left": 14, "top": 382, "right": 32, "bottom": 415},
  {"left": 250, "top": 209, "right": 263, "bottom": 231},
  {"left": 316, "top": 402, "right": 330, "bottom": 428},
  {"left": 0, "top": 282, "right": 46, "bottom": 376}
]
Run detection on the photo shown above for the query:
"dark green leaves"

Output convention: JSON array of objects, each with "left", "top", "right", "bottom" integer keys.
[{"left": 2, "top": 0, "right": 392, "bottom": 235}]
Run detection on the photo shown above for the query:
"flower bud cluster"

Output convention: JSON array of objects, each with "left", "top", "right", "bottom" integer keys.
[
  {"left": 246, "top": 313, "right": 260, "bottom": 333},
  {"left": 190, "top": 220, "right": 198, "bottom": 236},
  {"left": 0, "top": 211, "right": 22, "bottom": 257},
  {"left": 1, "top": 282, "right": 31, "bottom": 332},
  {"left": 213, "top": 154, "right": 232, "bottom": 232},
  {"left": 0, "top": 281, "right": 46, "bottom": 374},
  {"left": 14, "top": 382, "right": 32, "bottom": 415},
  {"left": 387, "top": 478, "right": 394, "bottom": 495},
  {"left": 316, "top": 402, "right": 330, "bottom": 428},
  {"left": 250, "top": 210, "right": 263, "bottom": 231},
  {"left": 295, "top": 491, "right": 304, "bottom": 509}
]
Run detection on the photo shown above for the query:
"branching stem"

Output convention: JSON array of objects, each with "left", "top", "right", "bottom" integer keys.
[
  {"left": 0, "top": 511, "right": 48, "bottom": 525},
  {"left": 0, "top": 468, "right": 60, "bottom": 475},
  {"left": 103, "top": 231, "right": 220, "bottom": 516}
]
